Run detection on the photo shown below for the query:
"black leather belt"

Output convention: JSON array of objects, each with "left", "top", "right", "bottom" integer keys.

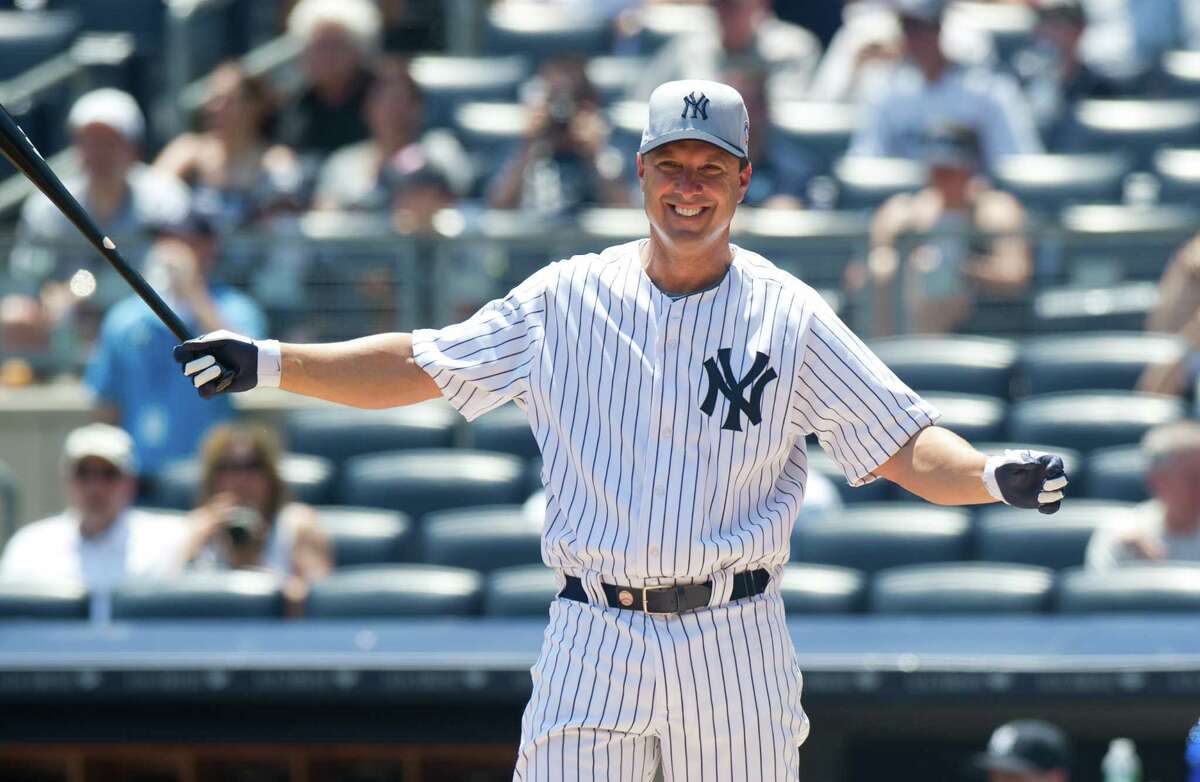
[{"left": 559, "top": 569, "right": 771, "bottom": 615}]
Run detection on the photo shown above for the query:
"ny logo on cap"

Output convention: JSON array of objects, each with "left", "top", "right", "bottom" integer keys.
[{"left": 681, "top": 91, "right": 710, "bottom": 121}]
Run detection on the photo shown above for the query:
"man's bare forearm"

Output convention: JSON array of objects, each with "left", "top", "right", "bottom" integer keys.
[
  {"left": 873, "top": 425, "right": 994, "bottom": 505},
  {"left": 278, "top": 333, "right": 442, "bottom": 409}
]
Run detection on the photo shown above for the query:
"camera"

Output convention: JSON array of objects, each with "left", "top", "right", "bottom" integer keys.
[{"left": 223, "top": 505, "right": 265, "bottom": 548}]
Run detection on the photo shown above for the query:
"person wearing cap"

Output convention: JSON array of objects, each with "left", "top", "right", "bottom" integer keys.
[
  {"left": 0, "top": 423, "right": 188, "bottom": 620},
  {"left": 973, "top": 719, "right": 1072, "bottom": 782},
  {"left": 173, "top": 78, "right": 1069, "bottom": 779},
  {"left": 848, "top": 0, "right": 1043, "bottom": 172},
  {"left": 852, "top": 123, "right": 1032, "bottom": 336},
  {"left": 85, "top": 205, "right": 266, "bottom": 489}
]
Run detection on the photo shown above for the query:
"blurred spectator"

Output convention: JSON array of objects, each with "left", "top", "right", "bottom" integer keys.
[
  {"left": 388, "top": 158, "right": 458, "bottom": 235},
  {"left": 1087, "top": 422, "right": 1200, "bottom": 569},
  {"left": 971, "top": 719, "right": 1072, "bottom": 782},
  {"left": 276, "top": 0, "right": 381, "bottom": 159},
  {"left": 0, "top": 424, "right": 187, "bottom": 621},
  {"left": 631, "top": 0, "right": 821, "bottom": 103},
  {"left": 1010, "top": 0, "right": 1116, "bottom": 151},
  {"left": 154, "top": 63, "right": 302, "bottom": 231},
  {"left": 847, "top": 0, "right": 1043, "bottom": 172},
  {"left": 3, "top": 89, "right": 190, "bottom": 361},
  {"left": 313, "top": 58, "right": 471, "bottom": 212},
  {"left": 85, "top": 210, "right": 267, "bottom": 489},
  {"left": 721, "top": 63, "right": 809, "bottom": 208},
  {"left": 851, "top": 125, "right": 1031, "bottom": 336},
  {"left": 180, "top": 424, "right": 331, "bottom": 617},
  {"left": 1136, "top": 232, "right": 1200, "bottom": 397},
  {"left": 488, "top": 57, "right": 630, "bottom": 215}
]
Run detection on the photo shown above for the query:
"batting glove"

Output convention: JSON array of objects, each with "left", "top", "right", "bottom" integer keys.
[
  {"left": 173, "top": 330, "right": 282, "bottom": 399},
  {"left": 982, "top": 449, "right": 1069, "bottom": 515}
]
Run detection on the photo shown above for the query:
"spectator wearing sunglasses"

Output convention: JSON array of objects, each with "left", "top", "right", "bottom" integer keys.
[
  {"left": 180, "top": 424, "right": 331, "bottom": 616},
  {"left": 0, "top": 423, "right": 189, "bottom": 620}
]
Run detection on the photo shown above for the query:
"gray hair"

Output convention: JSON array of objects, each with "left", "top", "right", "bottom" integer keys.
[
  {"left": 287, "top": 0, "right": 382, "bottom": 57},
  {"left": 1142, "top": 421, "right": 1200, "bottom": 470}
]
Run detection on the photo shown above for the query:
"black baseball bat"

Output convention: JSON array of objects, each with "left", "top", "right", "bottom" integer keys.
[{"left": 0, "top": 101, "right": 192, "bottom": 341}]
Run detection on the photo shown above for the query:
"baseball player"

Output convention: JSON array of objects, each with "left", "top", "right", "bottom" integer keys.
[{"left": 174, "top": 79, "right": 1069, "bottom": 781}]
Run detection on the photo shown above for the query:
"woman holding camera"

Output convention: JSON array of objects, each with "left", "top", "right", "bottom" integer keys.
[{"left": 179, "top": 424, "right": 332, "bottom": 616}]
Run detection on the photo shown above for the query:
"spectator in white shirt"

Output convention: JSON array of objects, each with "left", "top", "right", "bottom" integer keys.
[
  {"left": 848, "top": 0, "right": 1043, "bottom": 173},
  {"left": 0, "top": 424, "right": 188, "bottom": 620},
  {"left": 1087, "top": 422, "right": 1200, "bottom": 570}
]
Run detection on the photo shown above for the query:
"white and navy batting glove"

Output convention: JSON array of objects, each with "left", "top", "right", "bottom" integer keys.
[
  {"left": 982, "top": 449, "right": 1069, "bottom": 515},
  {"left": 173, "top": 330, "right": 281, "bottom": 399}
]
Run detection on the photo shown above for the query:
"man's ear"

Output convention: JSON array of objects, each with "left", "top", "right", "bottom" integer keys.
[
  {"left": 636, "top": 153, "right": 645, "bottom": 181},
  {"left": 738, "top": 160, "right": 752, "bottom": 203}
]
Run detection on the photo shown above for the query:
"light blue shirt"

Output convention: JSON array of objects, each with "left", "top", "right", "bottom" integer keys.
[{"left": 84, "top": 288, "right": 266, "bottom": 476}]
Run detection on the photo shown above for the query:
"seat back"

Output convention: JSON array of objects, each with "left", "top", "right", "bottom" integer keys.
[
  {"left": 484, "top": 564, "right": 559, "bottom": 616},
  {"left": 778, "top": 564, "right": 866, "bottom": 614},
  {"left": 1079, "top": 445, "right": 1150, "bottom": 503},
  {"left": 318, "top": 506, "right": 417, "bottom": 567},
  {"left": 423, "top": 505, "right": 543, "bottom": 572},
  {"left": 919, "top": 393, "right": 1007, "bottom": 442},
  {"left": 307, "top": 564, "right": 483, "bottom": 618},
  {"left": 409, "top": 55, "right": 529, "bottom": 129},
  {"left": 1015, "top": 332, "right": 1185, "bottom": 396},
  {"left": 112, "top": 572, "right": 283, "bottom": 619},
  {"left": 1056, "top": 563, "right": 1200, "bottom": 613},
  {"left": 976, "top": 500, "right": 1138, "bottom": 570},
  {"left": 991, "top": 154, "right": 1128, "bottom": 214},
  {"left": 148, "top": 453, "right": 335, "bottom": 510},
  {"left": 870, "top": 563, "right": 1054, "bottom": 614},
  {"left": 792, "top": 504, "right": 972, "bottom": 573},
  {"left": 482, "top": 4, "right": 611, "bottom": 62},
  {"left": 832, "top": 156, "right": 926, "bottom": 211},
  {"left": 1007, "top": 392, "right": 1183, "bottom": 453},
  {"left": 285, "top": 405, "right": 458, "bottom": 480},
  {"left": 0, "top": 581, "right": 88, "bottom": 620},
  {"left": 867, "top": 336, "right": 1017, "bottom": 399},
  {"left": 466, "top": 402, "right": 539, "bottom": 460}
]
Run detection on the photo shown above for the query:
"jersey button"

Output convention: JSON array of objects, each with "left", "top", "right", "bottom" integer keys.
[
  {"left": 648, "top": 545, "right": 660, "bottom": 557},
  {"left": 654, "top": 484, "right": 666, "bottom": 497},
  {"left": 661, "top": 426, "right": 672, "bottom": 439}
]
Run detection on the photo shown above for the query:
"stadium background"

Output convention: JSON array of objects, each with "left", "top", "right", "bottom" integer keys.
[{"left": 0, "top": 0, "right": 1199, "bottom": 780}]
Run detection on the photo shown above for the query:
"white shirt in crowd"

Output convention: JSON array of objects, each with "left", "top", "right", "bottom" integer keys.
[
  {"left": 0, "top": 509, "right": 188, "bottom": 620},
  {"left": 1086, "top": 500, "right": 1200, "bottom": 569}
]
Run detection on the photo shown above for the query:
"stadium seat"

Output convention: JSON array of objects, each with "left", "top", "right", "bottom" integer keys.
[
  {"left": 1057, "top": 205, "right": 1198, "bottom": 284},
  {"left": 1055, "top": 563, "right": 1200, "bottom": 613},
  {"left": 1073, "top": 99, "right": 1200, "bottom": 171},
  {"left": 318, "top": 507, "right": 417, "bottom": 567},
  {"left": 629, "top": 3, "right": 716, "bottom": 52},
  {"left": 409, "top": 55, "right": 529, "bottom": 129},
  {"left": 866, "top": 335, "right": 1018, "bottom": 399},
  {"left": 791, "top": 503, "right": 972, "bottom": 573},
  {"left": 806, "top": 446, "right": 894, "bottom": 504},
  {"left": 285, "top": 404, "right": 458, "bottom": 478},
  {"left": 737, "top": 209, "right": 871, "bottom": 290},
  {"left": 778, "top": 564, "right": 866, "bottom": 614},
  {"left": 1014, "top": 332, "right": 1185, "bottom": 396},
  {"left": 0, "top": 581, "right": 88, "bottom": 620},
  {"left": 919, "top": 393, "right": 1007, "bottom": 442},
  {"left": 1032, "top": 281, "right": 1159, "bottom": 333},
  {"left": 146, "top": 453, "right": 336, "bottom": 510},
  {"left": 306, "top": 564, "right": 483, "bottom": 618},
  {"left": 0, "top": 460, "right": 17, "bottom": 543},
  {"left": 587, "top": 56, "right": 651, "bottom": 104},
  {"left": 1079, "top": 445, "right": 1150, "bottom": 503},
  {"left": 946, "top": 2, "right": 1036, "bottom": 64},
  {"left": 832, "top": 156, "right": 927, "bottom": 211},
  {"left": 482, "top": 4, "right": 611, "bottom": 62},
  {"left": 608, "top": 100, "right": 649, "bottom": 158},
  {"left": 1154, "top": 148, "right": 1200, "bottom": 203},
  {"left": 976, "top": 500, "right": 1139, "bottom": 570},
  {"left": 423, "top": 505, "right": 543, "bottom": 572},
  {"left": 112, "top": 572, "right": 284, "bottom": 619},
  {"left": 991, "top": 154, "right": 1128, "bottom": 214},
  {"left": 870, "top": 563, "right": 1054, "bottom": 614},
  {"left": 1006, "top": 392, "right": 1184, "bottom": 453},
  {"left": 0, "top": 10, "right": 81, "bottom": 79},
  {"left": 770, "top": 102, "right": 859, "bottom": 178},
  {"left": 76, "top": 0, "right": 165, "bottom": 52},
  {"left": 1161, "top": 51, "right": 1200, "bottom": 98},
  {"left": 454, "top": 101, "right": 530, "bottom": 176},
  {"left": 484, "top": 564, "right": 559, "bottom": 616},
  {"left": 466, "top": 402, "right": 539, "bottom": 460},
  {"left": 339, "top": 449, "right": 528, "bottom": 521}
]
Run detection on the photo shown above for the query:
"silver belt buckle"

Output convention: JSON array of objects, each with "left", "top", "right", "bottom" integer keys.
[{"left": 641, "top": 584, "right": 678, "bottom": 615}]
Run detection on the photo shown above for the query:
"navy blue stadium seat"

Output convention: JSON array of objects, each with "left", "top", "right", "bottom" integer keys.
[
  {"left": 805, "top": 447, "right": 894, "bottom": 504},
  {"left": 919, "top": 393, "right": 1007, "bottom": 442},
  {"left": 307, "top": 564, "right": 483, "bottom": 618},
  {"left": 1015, "top": 332, "right": 1185, "bottom": 396},
  {"left": 0, "top": 10, "right": 80, "bottom": 79},
  {"left": 1055, "top": 563, "right": 1200, "bottom": 613},
  {"left": 991, "top": 154, "right": 1128, "bottom": 213},
  {"left": 791, "top": 503, "right": 972, "bottom": 573},
  {"left": 587, "top": 56, "right": 651, "bottom": 104},
  {"left": 629, "top": 3, "right": 716, "bottom": 53},
  {"left": 112, "top": 572, "right": 283, "bottom": 619},
  {"left": 0, "top": 581, "right": 87, "bottom": 619},
  {"left": 285, "top": 405, "right": 458, "bottom": 479},
  {"left": 1032, "top": 282, "right": 1159, "bottom": 333},
  {"left": 318, "top": 506, "right": 417, "bottom": 567},
  {"left": 607, "top": 100, "right": 648, "bottom": 158},
  {"left": 976, "top": 500, "right": 1138, "bottom": 570},
  {"left": 736, "top": 209, "right": 871, "bottom": 291},
  {"left": 867, "top": 335, "right": 1018, "bottom": 398},
  {"left": 1006, "top": 392, "right": 1184, "bottom": 453},
  {"left": 1073, "top": 99, "right": 1200, "bottom": 171},
  {"left": 1155, "top": 147, "right": 1200, "bottom": 203},
  {"left": 770, "top": 102, "right": 858, "bottom": 178},
  {"left": 1079, "top": 445, "right": 1150, "bottom": 503},
  {"left": 1057, "top": 205, "right": 1198, "bottom": 283},
  {"left": 409, "top": 55, "right": 529, "bottom": 129},
  {"left": 423, "top": 505, "right": 542, "bottom": 572},
  {"left": 778, "top": 564, "right": 866, "bottom": 614},
  {"left": 832, "top": 156, "right": 926, "bottom": 211},
  {"left": 146, "top": 453, "right": 335, "bottom": 510},
  {"left": 484, "top": 564, "right": 559, "bottom": 616},
  {"left": 454, "top": 101, "right": 530, "bottom": 180},
  {"left": 1162, "top": 51, "right": 1200, "bottom": 97},
  {"left": 870, "top": 563, "right": 1054, "bottom": 614},
  {"left": 482, "top": 4, "right": 611, "bottom": 62},
  {"left": 76, "top": 0, "right": 165, "bottom": 51},
  {"left": 949, "top": 2, "right": 1035, "bottom": 64},
  {"left": 466, "top": 402, "right": 539, "bottom": 460},
  {"left": 339, "top": 449, "right": 528, "bottom": 521}
]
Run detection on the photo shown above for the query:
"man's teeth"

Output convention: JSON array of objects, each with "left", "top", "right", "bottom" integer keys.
[{"left": 674, "top": 205, "right": 702, "bottom": 217}]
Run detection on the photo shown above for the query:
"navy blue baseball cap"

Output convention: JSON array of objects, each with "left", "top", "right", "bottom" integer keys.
[{"left": 974, "top": 720, "right": 1072, "bottom": 774}]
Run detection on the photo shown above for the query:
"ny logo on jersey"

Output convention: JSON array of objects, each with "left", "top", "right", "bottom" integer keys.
[
  {"left": 700, "top": 349, "right": 778, "bottom": 431},
  {"left": 681, "top": 91, "right": 709, "bottom": 120}
]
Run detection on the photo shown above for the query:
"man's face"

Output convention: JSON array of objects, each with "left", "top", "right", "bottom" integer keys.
[
  {"left": 75, "top": 124, "right": 135, "bottom": 182},
  {"left": 638, "top": 139, "right": 750, "bottom": 254},
  {"left": 66, "top": 457, "right": 134, "bottom": 527},
  {"left": 366, "top": 72, "right": 421, "bottom": 141},
  {"left": 303, "top": 22, "right": 363, "bottom": 92},
  {"left": 1149, "top": 448, "right": 1200, "bottom": 525},
  {"left": 901, "top": 16, "right": 944, "bottom": 72}
]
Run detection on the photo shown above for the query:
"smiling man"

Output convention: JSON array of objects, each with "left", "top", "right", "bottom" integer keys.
[{"left": 173, "top": 79, "right": 1068, "bottom": 781}]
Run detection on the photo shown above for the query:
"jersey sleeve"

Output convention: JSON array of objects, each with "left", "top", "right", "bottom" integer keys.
[
  {"left": 790, "top": 300, "right": 941, "bottom": 486},
  {"left": 411, "top": 263, "right": 556, "bottom": 421}
]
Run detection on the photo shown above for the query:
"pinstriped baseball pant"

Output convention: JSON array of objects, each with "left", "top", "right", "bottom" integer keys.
[{"left": 512, "top": 591, "right": 809, "bottom": 781}]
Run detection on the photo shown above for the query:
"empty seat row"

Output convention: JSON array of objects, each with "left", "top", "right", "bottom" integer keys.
[{"left": 4, "top": 561, "right": 1197, "bottom": 620}]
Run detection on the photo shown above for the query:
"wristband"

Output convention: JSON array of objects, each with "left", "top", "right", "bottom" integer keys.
[{"left": 257, "top": 339, "right": 282, "bottom": 388}]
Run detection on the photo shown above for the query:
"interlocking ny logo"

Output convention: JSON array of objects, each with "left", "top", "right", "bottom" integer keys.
[
  {"left": 681, "top": 91, "right": 709, "bottom": 120},
  {"left": 700, "top": 349, "right": 778, "bottom": 432}
]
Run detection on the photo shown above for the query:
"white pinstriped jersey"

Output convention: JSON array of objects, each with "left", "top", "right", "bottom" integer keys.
[{"left": 412, "top": 240, "right": 940, "bottom": 592}]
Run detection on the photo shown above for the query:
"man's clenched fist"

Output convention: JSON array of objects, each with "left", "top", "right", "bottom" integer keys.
[
  {"left": 982, "top": 449, "right": 1069, "bottom": 515},
  {"left": 173, "top": 330, "right": 281, "bottom": 398}
]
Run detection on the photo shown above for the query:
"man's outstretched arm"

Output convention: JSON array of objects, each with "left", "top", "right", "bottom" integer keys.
[{"left": 174, "top": 330, "right": 442, "bottom": 409}]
